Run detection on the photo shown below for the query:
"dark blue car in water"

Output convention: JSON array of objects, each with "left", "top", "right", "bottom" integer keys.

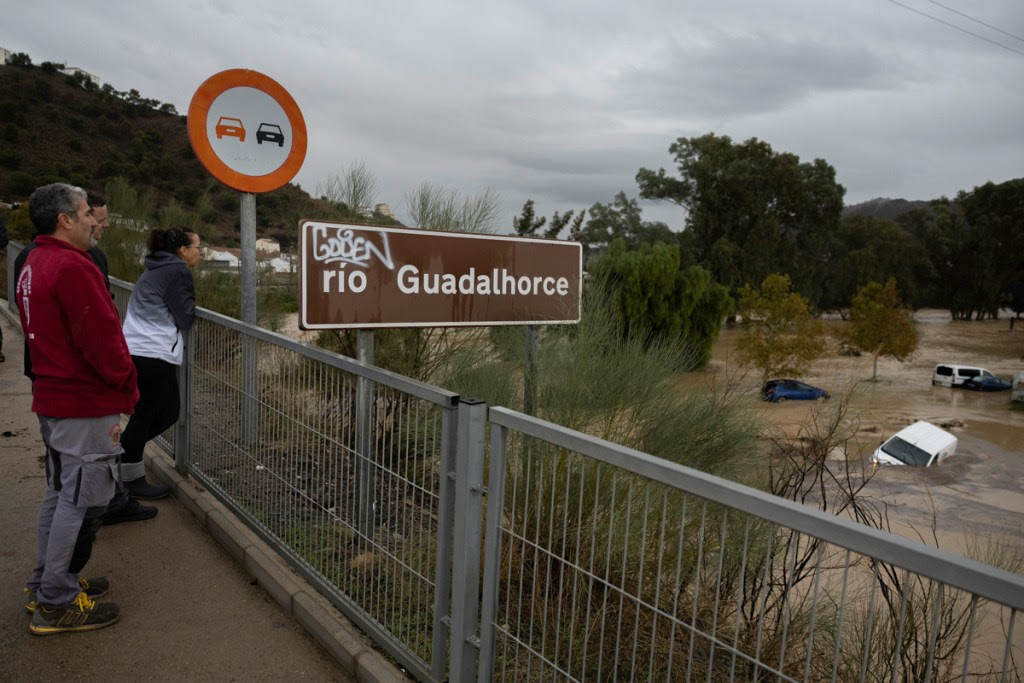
[
  {"left": 761, "top": 379, "right": 830, "bottom": 402},
  {"left": 961, "top": 376, "right": 1011, "bottom": 391}
]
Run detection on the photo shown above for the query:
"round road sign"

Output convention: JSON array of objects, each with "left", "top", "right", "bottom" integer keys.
[{"left": 187, "top": 69, "right": 307, "bottom": 193}]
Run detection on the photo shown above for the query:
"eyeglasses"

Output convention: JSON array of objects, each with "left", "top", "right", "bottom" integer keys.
[{"left": 183, "top": 243, "right": 204, "bottom": 250}]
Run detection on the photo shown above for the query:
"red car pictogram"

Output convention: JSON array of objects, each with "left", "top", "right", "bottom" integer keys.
[{"left": 215, "top": 116, "right": 246, "bottom": 142}]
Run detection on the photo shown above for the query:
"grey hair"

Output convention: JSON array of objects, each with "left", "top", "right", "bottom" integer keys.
[{"left": 29, "top": 183, "right": 88, "bottom": 234}]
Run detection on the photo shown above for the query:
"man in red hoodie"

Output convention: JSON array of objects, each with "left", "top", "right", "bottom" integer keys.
[{"left": 16, "top": 183, "right": 139, "bottom": 635}]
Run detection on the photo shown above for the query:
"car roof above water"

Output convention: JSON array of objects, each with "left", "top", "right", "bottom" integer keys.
[{"left": 885, "top": 420, "right": 957, "bottom": 453}]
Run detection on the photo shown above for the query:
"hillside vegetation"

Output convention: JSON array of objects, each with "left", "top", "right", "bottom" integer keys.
[{"left": 0, "top": 57, "right": 356, "bottom": 248}]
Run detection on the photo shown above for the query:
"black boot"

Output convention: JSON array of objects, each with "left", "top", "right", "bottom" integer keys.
[{"left": 124, "top": 477, "right": 170, "bottom": 501}]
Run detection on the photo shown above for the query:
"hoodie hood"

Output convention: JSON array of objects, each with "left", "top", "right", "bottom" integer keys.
[{"left": 144, "top": 251, "right": 185, "bottom": 270}]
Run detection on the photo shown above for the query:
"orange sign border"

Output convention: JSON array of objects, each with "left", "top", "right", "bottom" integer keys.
[{"left": 187, "top": 69, "right": 307, "bottom": 193}]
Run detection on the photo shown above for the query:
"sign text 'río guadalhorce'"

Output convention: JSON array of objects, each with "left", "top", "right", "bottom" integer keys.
[{"left": 299, "top": 221, "right": 582, "bottom": 329}]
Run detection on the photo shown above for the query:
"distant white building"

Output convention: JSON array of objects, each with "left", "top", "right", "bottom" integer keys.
[
  {"left": 374, "top": 203, "right": 393, "bottom": 218},
  {"left": 255, "top": 237, "right": 280, "bottom": 255},
  {"left": 0, "top": 47, "right": 13, "bottom": 65},
  {"left": 205, "top": 247, "right": 241, "bottom": 269},
  {"left": 268, "top": 254, "right": 296, "bottom": 274}
]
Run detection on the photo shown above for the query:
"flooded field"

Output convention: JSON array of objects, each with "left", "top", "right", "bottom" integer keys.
[
  {"left": 699, "top": 310, "right": 1024, "bottom": 554},
  {"left": 278, "top": 308, "right": 1024, "bottom": 555}
]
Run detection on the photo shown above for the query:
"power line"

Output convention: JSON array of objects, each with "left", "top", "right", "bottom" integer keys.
[
  {"left": 924, "top": 0, "right": 1024, "bottom": 44},
  {"left": 887, "top": 0, "right": 1024, "bottom": 56}
]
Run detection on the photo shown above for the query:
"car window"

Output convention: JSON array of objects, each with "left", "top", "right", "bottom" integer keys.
[
  {"left": 880, "top": 436, "right": 933, "bottom": 466},
  {"left": 936, "top": 366, "right": 953, "bottom": 376},
  {"left": 960, "top": 369, "right": 980, "bottom": 378}
]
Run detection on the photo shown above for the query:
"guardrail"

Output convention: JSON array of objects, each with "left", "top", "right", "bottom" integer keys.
[
  {"left": 473, "top": 406, "right": 1023, "bottom": 681},
  {"left": 6, "top": 241, "right": 1022, "bottom": 681}
]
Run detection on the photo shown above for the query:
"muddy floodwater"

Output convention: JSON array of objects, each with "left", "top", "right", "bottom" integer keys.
[
  {"left": 280, "top": 310, "right": 1023, "bottom": 555},
  {"left": 698, "top": 310, "right": 1024, "bottom": 555}
]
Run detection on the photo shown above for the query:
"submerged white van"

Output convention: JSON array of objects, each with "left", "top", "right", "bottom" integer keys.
[
  {"left": 872, "top": 421, "right": 957, "bottom": 467},
  {"left": 932, "top": 364, "right": 994, "bottom": 387}
]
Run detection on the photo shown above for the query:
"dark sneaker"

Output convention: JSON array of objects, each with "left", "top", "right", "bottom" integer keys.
[
  {"left": 101, "top": 497, "right": 158, "bottom": 525},
  {"left": 25, "top": 576, "right": 110, "bottom": 614},
  {"left": 29, "top": 591, "right": 119, "bottom": 635},
  {"left": 125, "top": 477, "right": 171, "bottom": 501}
]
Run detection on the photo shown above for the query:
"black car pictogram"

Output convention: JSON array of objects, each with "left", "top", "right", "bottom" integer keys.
[{"left": 256, "top": 123, "right": 285, "bottom": 147}]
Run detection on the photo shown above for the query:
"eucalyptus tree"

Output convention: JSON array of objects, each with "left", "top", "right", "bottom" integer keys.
[{"left": 636, "top": 133, "right": 845, "bottom": 307}]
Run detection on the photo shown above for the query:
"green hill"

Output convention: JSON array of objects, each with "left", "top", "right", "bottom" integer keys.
[{"left": 0, "top": 56, "right": 363, "bottom": 249}]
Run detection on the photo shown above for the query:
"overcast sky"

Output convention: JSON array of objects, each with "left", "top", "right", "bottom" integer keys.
[{"left": 4, "top": 0, "right": 1022, "bottom": 232}]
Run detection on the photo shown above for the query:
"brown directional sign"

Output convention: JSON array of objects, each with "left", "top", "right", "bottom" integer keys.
[{"left": 299, "top": 221, "right": 582, "bottom": 329}]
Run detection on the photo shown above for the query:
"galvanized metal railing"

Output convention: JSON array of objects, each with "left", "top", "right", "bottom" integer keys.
[
  {"left": 470, "top": 406, "right": 1024, "bottom": 682},
  {"left": 179, "top": 307, "right": 459, "bottom": 681},
  {"left": 6, "top": 241, "right": 1022, "bottom": 682}
]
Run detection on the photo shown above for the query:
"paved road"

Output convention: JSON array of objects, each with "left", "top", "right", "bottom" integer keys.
[{"left": 0, "top": 307, "right": 396, "bottom": 681}]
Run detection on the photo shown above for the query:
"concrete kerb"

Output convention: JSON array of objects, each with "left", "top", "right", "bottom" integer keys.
[
  {"left": 144, "top": 446, "right": 408, "bottom": 682},
  {"left": 1, "top": 300, "right": 408, "bottom": 681}
]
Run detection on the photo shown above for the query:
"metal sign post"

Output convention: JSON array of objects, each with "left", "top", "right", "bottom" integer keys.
[
  {"left": 241, "top": 192, "right": 258, "bottom": 443},
  {"left": 188, "top": 69, "right": 307, "bottom": 448}
]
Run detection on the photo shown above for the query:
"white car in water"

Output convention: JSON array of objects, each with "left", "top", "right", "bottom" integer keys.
[{"left": 872, "top": 421, "right": 957, "bottom": 467}]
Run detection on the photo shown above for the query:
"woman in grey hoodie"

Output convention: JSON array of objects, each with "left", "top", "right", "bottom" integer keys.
[{"left": 120, "top": 227, "right": 203, "bottom": 499}]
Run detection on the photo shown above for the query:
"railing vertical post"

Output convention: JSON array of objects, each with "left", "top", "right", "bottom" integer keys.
[
  {"left": 431, "top": 401, "right": 459, "bottom": 682},
  {"left": 356, "top": 330, "right": 376, "bottom": 539},
  {"left": 477, "top": 422, "right": 508, "bottom": 682},
  {"left": 174, "top": 323, "right": 194, "bottom": 473},
  {"left": 450, "top": 399, "right": 487, "bottom": 683}
]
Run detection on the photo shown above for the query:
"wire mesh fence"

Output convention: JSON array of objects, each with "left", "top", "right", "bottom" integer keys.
[
  {"left": 7, "top": 246, "right": 1019, "bottom": 681},
  {"left": 481, "top": 408, "right": 1024, "bottom": 683},
  {"left": 181, "top": 310, "right": 458, "bottom": 680}
]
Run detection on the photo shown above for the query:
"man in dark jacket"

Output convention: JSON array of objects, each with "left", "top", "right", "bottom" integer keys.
[{"left": 16, "top": 183, "right": 138, "bottom": 635}]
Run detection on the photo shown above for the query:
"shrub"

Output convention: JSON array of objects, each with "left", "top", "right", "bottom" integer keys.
[{"left": 9, "top": 171, "right": 37, "bottom": 197}]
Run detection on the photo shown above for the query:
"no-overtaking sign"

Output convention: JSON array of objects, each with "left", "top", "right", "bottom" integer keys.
[{"left": 187, "top": 69, "right": 307, "bottom": 193}]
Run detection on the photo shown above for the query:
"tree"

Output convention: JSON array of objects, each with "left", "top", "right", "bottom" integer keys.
[
  {"left": 316, "top": 159, "right": 380, "bottom": 219},
  {"left": 404, "top": 181, "right": 500, "bottom": 233},
  {"left": 954, "top": 179, "right": 1024, "bottom": 320},
  {"left": 820, "top": 214, "right": 932, "bottom": 312},
  {"left": 636, "top": 134, "right": 845, "bottom": 307},
  {"left": 512, "top": 199, "right": 545, "bottom": 236},
  {"left": 577, "top": 191, "right": 674, "bottom": 256},
  {"left": 846, "top": 279, "right": 919, "bottom": 381},
  {"left": 735, "top": 274, "right": 828, "bottom": 381},
  {"left": 563, "top": 211, "right": 586, "bottom": 241},
  {"left": 3, "top": 202, "right": 34, "bottom": 241},
  {"left": 590, "top": 239, "right": 731, "bottom": 369},
  {"left": 513, "top": 200, "right": 586, "bottom": 240}
]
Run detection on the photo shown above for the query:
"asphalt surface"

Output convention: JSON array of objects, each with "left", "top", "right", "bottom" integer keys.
[{"left": 0, "top": 306, "right": 403, "bottom": 682}]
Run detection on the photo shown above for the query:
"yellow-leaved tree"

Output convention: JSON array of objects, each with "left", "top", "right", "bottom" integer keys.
[
  {"left": 736, "top": 273, "right": 828, "bottom": 382},
  {"left": 846, "top": 278, "right": 919, "bottom": 381}
]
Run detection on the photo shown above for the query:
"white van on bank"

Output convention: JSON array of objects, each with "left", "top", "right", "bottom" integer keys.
[{"left": 932, "top": 364, "right": 995, "bottom": 387}]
